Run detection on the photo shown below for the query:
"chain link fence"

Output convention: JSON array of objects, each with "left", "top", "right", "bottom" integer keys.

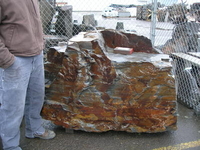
[{"left": 39, "top": 0, "right": 200, "bottom": 113}]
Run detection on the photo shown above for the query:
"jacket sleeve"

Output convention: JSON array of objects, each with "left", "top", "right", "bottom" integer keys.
[{"left": 0, "top": 6, "right": 15, "bottom": 69}]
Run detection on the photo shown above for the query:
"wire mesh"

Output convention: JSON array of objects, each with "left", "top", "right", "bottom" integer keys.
[{"left": 39, "top": 0, "right": 200, "bottom": 113}]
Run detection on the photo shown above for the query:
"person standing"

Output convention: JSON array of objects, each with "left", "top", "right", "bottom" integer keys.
[{"left": 0, "top": 0, "right": 56, "bottom": 150}]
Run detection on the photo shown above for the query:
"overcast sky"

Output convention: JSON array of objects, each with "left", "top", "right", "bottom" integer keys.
[{"left": 59, "top": 0, "right": 197, "bottom": 11}]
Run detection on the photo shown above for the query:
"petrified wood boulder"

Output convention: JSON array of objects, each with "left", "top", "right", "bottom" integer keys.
[{"left": 42, "top": 30, "right": 177, "bottom": 133}]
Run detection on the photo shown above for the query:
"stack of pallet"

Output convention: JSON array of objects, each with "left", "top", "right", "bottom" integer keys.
[{"left": 136, "top": 5, "right": 152, "bottom": 21}]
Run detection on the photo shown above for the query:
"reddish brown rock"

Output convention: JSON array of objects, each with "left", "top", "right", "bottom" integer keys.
[
  {"left": 101, "top": 29, "right": 158, "bottom": 53},
  {"left": 42, "top": 30, "right": 177, "bottom": 133}
]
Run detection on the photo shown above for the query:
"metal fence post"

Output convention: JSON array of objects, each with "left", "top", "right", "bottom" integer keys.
[
  {"left": 150, "top": 0, "right": 157, "bottom": 47},
  {"left": 198, "top": 32, "right": 200, "bottom": 52}
]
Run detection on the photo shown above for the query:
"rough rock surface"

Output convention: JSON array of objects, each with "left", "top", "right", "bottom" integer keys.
[
  {"left": 101, "top": 29, "right": 158, "bottom": 53},
  {"left": 42, "top": 30, "right": 177, "bottom": 133}
]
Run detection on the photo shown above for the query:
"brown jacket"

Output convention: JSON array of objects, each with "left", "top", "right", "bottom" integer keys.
[{"left": 0, "top": 0, "right": 44, "bottom": 68}]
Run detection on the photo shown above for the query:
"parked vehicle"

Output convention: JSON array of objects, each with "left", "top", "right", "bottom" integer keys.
[
  {"left": 102, "top": 4, "right": 136, "bottom": 18},
  {"left": 102, "top": 7, "right": 118, "bottom": 17}
]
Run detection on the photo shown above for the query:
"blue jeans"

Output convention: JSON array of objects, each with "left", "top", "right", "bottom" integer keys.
[{"left": 0, "top": 52, "right": 45, "bottom": 150}]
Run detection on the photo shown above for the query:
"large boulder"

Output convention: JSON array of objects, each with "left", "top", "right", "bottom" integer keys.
[{"left": 42, "top": 30, "right": 177, "bottom": 133}]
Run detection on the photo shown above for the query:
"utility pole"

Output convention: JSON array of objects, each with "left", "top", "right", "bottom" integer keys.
[{"left": 54, "top": 0, "right": 56, "bottom": 7}]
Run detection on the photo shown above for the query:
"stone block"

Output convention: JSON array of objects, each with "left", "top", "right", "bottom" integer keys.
[{"left": 42, "top": 30, "right": 177, "bottom": 133}]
